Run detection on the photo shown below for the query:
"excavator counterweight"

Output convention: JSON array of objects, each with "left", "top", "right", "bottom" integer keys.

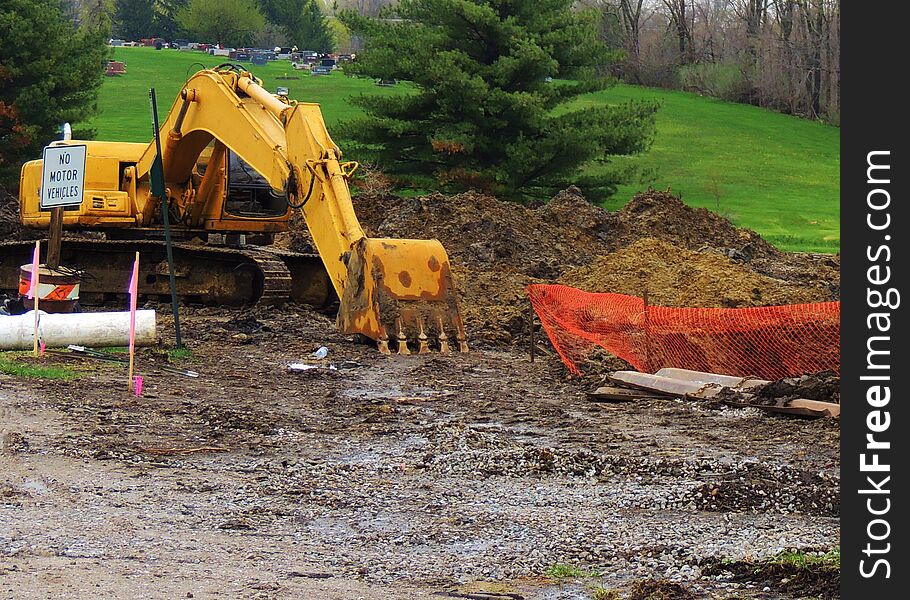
[{"left": 9, "top": 66, "right": 467, "bottom": 352}]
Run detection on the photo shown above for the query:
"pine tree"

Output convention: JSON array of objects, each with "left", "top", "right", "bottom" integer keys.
[
  {"left": 115, "top": 0, "right": 155, "bottom": 40},
  {"left": 339, "top": 0, "right": 657, "bottom": 201},
  {"left": 298, "top": 0, "right": 334, "bottom": 52},
  {"left": 260, "top": 0, "right": 334, "bottom": 52},
  {"left": 0, "top": 0, "right": 108, "bottom": 189},
  {"left": 153, "top": 0, "right": 188, "bottom": 40}
]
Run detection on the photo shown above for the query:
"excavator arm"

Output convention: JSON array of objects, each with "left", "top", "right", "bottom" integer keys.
[{"left": 142, "top": 67, "right": 466, "bottom": 352}]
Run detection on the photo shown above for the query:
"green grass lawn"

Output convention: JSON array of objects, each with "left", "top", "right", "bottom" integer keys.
[
  {"left": 93, "top": 47, "right": 839, "bottom": 252},
  {"left": 93, "top": 46, "right": 409, "bottom": 140},
  {"left": 568, "top": 86, "right": 840, "bottom": 252}
]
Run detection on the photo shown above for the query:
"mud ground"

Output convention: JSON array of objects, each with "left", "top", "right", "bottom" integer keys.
[{"left": 1, "top": 304, "right": 839, "bottom": 599}]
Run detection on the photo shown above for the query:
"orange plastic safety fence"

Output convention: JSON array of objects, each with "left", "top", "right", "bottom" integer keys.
[{"left": 527, "top": 284, "right": 840, "bottom": 380}]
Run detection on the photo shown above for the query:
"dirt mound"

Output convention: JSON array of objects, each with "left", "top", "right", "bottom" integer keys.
[
  {"left": 752, "top": 251, "right": 840, "bottom": 298},
  {"left": 354, "top": 187, "right": 621, "bottom": 277},
  {"left": 452, "top": 266, "right": 538, "bottom": 345},
  {"left": 279, "top": 187, "right": 838, "bottom": 345},
  {"left": 754, "top": 371, "right": 840, "bottom": 404},
  {"left": 353, "top": 187, "right": 785, "bottom": 277},
  {"left": 559, "top": 238, "right": 830, "bottom": 308},
  {"left": 351, "top": 188, "right": 625, "bottom": 345},
  {"left": 714, "top": 371, "right": 840, "bottom": 411},
  {"left": 616, "top": 190, "right": 841, "bottom": 297},
  {"left": 616, "top": 189, "right": 778, "bottom": 258},
  {"left": 272, "top": 212, "right": 315, "bottom": 253}
]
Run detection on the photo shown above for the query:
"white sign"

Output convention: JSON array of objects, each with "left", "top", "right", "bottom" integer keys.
[{"left": 40, "top": 145, "right": 87, "bottom": 209}]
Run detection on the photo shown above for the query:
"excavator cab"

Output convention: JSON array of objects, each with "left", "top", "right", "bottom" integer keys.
[{"left": 224, "top": 151, "right": 288, "bottom": 218}]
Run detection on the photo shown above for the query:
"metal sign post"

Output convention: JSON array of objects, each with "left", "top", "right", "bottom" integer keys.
[{"left": 149, "top": 88, "right": 183, "bottom": 348}]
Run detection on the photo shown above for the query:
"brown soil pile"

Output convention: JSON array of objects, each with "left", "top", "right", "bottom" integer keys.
[
  {"left": 277, "top": 186, "right": 839, "bottom": 346},
  {"left": 352, "top": 187, "right": 629, "bottom": 343},
  {"left": 615, "top": 189, "right": 777, "bottom": 258},
  {"left": 354, "top": 187, "right": 620, "bottom": 278},
  {"left": 756, "top": 371, "right": 840, "bottom": 403},
  {"left": 272, "top": 212, "right": 315, "bottom": 253},
  {"left": 451, "top": 266, "right": 543, "bottom": 345},
  {"left": 615, "top": 190, "right": 840, "bottom": 298},
  {"left": 559, "top": 238, "right": 830, "bottom": 308}
]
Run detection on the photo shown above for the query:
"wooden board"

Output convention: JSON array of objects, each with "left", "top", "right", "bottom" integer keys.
[
  {"left": 722, "top": 398, "right": 840, "bottom": 418},
  {"left": 765, "top": 399, "right": 840, "bottom": 418},
  {"left": 608, "top": 371, "right": 725, "bottom": 399},
  {"left": 654, "top": 368, "right": 768, "bottom": 389},
  {"left": 587, "top": 386, "right": 653, "bottom": 402}
]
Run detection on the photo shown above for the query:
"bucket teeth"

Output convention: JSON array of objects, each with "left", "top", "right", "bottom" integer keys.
[
  {"left": 396, "top": 318, "right": 411, "bottom": 355},
  {"left": 374, "top": 314, "right": 469, "bottom": 355},
  {"left": 454, "top": 314, "right": 469, "bottom": 353},
  {"left": 416, "top": 317, "right": 430, "bottom": 354},
  {"left": 437, "top": 317, "right": 450, "bottom": 354},
  {"left": 377, "top": 328, "right": 391, "bottom": 355}
]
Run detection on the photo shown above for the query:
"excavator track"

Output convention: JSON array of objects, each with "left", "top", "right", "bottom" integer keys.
[
  {"left": 237, "top": 248, "right": 293, "bottom": 305},
  {"left": 0, "top": 239, "right": 334, "bottom": 308}
]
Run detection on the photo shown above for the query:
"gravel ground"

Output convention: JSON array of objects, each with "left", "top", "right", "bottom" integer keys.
[{"left": 1, "top": 305, "right": 840, "bottom": 599}]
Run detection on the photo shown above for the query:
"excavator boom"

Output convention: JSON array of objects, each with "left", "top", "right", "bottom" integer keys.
[{"left": 15, "top": 66, "right": 467, "bottom": 352}]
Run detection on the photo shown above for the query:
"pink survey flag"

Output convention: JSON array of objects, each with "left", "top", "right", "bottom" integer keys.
[
  {"left": 27, "top": 241, "right": 40, "bottom": 299},
  {"left": 128, "top": 253, "right": 139, "bottom": 351},
  {"left": 128, "top": 252, "right": 139, "bottom": 394}
]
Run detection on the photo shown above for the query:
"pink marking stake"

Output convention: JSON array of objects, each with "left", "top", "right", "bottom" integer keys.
[
  {"left": 127, "top": 252, "right": 139, "bottom": 393},
  {"left": 28, "top": 241, "right": 40, "bottom": 356},
  {"left": 133, "top": 375, "right": 144, "bottom": 397}
]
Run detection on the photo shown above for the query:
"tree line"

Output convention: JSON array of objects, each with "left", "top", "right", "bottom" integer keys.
[
  {"left": 112, "top": 0, "right": 335, "bottom": 51},
  {"left": 585, "top": 0, "right": 840, "bottom": 122}
]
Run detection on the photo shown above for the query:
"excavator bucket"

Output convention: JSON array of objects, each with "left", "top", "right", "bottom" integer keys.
[{"left": 337, "top": 237, "right": 468, "bottom": 354}]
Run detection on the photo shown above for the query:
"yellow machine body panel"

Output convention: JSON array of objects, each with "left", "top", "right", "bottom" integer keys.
[
  {"left": 18, "top": 67, "right": 467, "bottom": 350},
  {"left": 19, "top": 141, "right": 146, "bottom": 228}
]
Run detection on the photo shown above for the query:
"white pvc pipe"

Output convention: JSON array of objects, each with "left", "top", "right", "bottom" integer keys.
[{"left": 0, "top": 310, "right": 157, "bottom": 350}]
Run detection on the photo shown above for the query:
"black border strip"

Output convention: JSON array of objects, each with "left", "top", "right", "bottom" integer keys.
[{"left": 841, "top": 2, "right": 907, "bottom": 596}]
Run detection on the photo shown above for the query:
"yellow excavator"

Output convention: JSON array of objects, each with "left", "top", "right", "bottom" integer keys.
[{"left": 3, "top": 65, "right": 466, "bottom": 353}]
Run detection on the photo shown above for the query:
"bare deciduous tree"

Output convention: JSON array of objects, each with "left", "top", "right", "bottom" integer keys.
[
  {"left": 587, "top": 0, "right": 839, "bottom": 121},
  {"left": 661, "top": 0, "right": 695, "bottom": 62}
]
